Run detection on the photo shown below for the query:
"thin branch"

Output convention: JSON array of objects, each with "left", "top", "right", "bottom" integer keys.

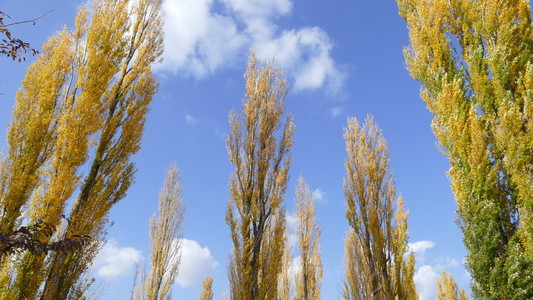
[{"left": 3, "top": 10, "right": 54, "bottom": 27}]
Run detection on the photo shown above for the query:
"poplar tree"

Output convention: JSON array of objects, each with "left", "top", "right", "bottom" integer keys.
[
  {"left": 277, "top": 228, "right": 293, "bottom": 300},
  {"left": 397, "top": 0, "right": 533, "bottom": 298},
  {"left": 436, "top": 271, "right": 468, "bottom": 300},
  {"left": 342, "top": 116, "right": 416, "bottom": 300},
  {"left": 226, "top": 53, "right": 295, "bottom": 300},
  {"left": 294, "top": 177, "right": 322, "bottom": 300},
  {"left": 199, "top": 275, "right": 214, "bottom": 300},
  {"left": 0, "top": 0, "right": 163, "bottom": 298},
  {"left": 133, "top": 164, "right": 185, "bottom": 300}
]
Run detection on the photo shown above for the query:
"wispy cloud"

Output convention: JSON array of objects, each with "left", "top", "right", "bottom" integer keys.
[
  {"left": 312, "top": 188, "right": 326, "bottom": 204},
  {"left": 158, "top": 0, "right": 345, "bottom": 94},
  {"left": 331, "top": 106, "right": 343, "bottom": 117},
  {"left": 185, "top": 114, "right": 200, "bottom": 125},
  {"left": 286, "top": 212, "right": 297, "bottom": 231},
  {"left": 176, "top": 239, "right": 219, "bottom": 287},
  {"left": 214, "top": 126, "right": 226, "bottom": 139},
  {"left": 93, "top": 240, "right": 142, "bottom": 279},
  {"left": 407, "top": 241, "right": 435, "bottom": 258}
]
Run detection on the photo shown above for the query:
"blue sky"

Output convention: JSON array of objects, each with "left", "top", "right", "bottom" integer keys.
[{"left": 1, "top": 0, "right": 470, "bottom": 299}]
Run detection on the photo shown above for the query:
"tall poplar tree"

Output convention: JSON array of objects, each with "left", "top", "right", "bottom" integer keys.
[
  {"left": 294, "top": 177, "right": 322, "bottom": 300},
  {"left": 133, "top": 164, "right": 185, "bottom": 300},
  {"left": 397, "top": 0, "right": 533, "bottom": 298},
  {"left": 226, "top": 53, "right": 295, "bottom": 300},
  {"left": 0, "top": 0, "right": 163, "bottom": 298},
  {"left": 342, "top": 116, "right": 416, "bottom": 300}
]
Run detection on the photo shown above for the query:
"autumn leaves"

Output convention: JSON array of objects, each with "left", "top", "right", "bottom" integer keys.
[
  {"left": 0, "top": 0, "right": 164, "bottom": 298},
  {"left": 398, "top": 0, "right": 533, "bottom": 298},
  {"left": 224, "top": 54, "right": 417, "bottom": 300}
]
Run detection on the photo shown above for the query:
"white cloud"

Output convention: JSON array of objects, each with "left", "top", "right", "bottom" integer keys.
[
  {"left": 256, "top": 27, "right": 344, "bottom": 93},
  {"left": 331, "top": 106, "right": 343, "bottom": 117},
  {"left": 185, "top": 114, "right": 200, "bottom": 125},
  {"left": 286, "top": 212, "right": 297, "bottom": 230},
  {"left": 158, "top": 0, "right": 345, "bottom": 94},
  {"left": 290, "top": 255, "right": 302, "bottom": 277},
  {"left": 409, "top": 240, "right": 436, "bottom": 259},
  {"left": 409, "top": 241, "right": 435, "bottom": 265},
  {"left": 285, "top": 212, "right": 298, "bottom": 249},
  {"left": 176, "top": 239, "right": 219, "bottom": 287},
  {"left": 93, "top": 240, "right": 142, "bottom": 279},
  {"left": 311, "top": 188, "right": 326, "bottom": 203},
  {"left": 158, "top": 0, "right": 246, "bottom": 77},
  {"left": 414, "top": 265, "right": 439, "bottom": 300},
  {"left": 408, "top": 241, "right": 465, "bottom": 300},
  {"left": 433, "top": 256, "right": 459, "bottom": 269},
  {"left": 222, "top": 0, "right": 292, "bottom": 19}
]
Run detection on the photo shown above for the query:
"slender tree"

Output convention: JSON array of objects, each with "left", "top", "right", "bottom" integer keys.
[
  {"left": 342, "top": 116, "right": 416, "bottom": 300},
  {"left": 199, "top": 275, "right": 214, "bottom": 300},
  {"left": 0, "top": 0, "right": 163, "bottom": 298},
  {"left": 277, "top": 227, "right": 293, "bottom": 300},
  {"left": 226, "top": 52, "right": 295, "bottom": 300},
  {"left": 436, "top": 271, "right": 468, "bottom": 300},
  {"left": 397, "top": 0, "right": 533, "bottom": 298},
  {"left": 133, "top": 164, "right": 185, "bottom": 300},
  {"left": 294, "top": 177, "right": 322, "bottom": 300}
]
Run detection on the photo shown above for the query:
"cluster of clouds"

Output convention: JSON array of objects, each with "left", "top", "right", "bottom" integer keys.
[
  {"left": 408, "top": 241, "right": 464, "bottom": 300},
  {"left": 158, "top": 0, "right": 345, "bottom": 94},
  {"left": 93, "top": 238, "right": 218, "bottom": 288},
  {"left": 92, "top": 237, "right": 464, "bottom": 299},
  {"left": 93, "top": 240, "right": 143, "bottom": 279}
]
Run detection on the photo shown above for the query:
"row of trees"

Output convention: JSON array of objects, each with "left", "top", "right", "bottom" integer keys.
[
  {"left": 1, "top": 0, "right": 531, "bottom": 299},
  {"left": 206, "top": 54, "right": 466, "bottom": 300},
  {"left": 133, "top": 54, "right": 463, "bottom": 300}
]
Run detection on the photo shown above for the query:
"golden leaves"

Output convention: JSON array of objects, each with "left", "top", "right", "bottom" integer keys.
[
  {"left": 199, "top": 275, "right": 214, "bottom": 300},
  {"left": 133, "top": 164, "right": 185, "bottom": 300},
  {"left": 436, "top": 271, "right": 468, "bottom": 300},
  {"left": 343, "top": 116, "right": 416, "bottom": 300},
  {"left": 0, "top": 0, "right": 165, "bottom": 298},
  {"left": 295, "top": 177, "right": 322, "bottom": 300},
  {"left": 226, "top": 52, "right": 293, "bottom": 300},
  {"left": 397, "top": 0, "right": 533, "bottom": 296}
]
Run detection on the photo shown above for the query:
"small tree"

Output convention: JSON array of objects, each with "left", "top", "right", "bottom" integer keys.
[
  {"left": 294, "top": 177, "right": 322, "bottom": 300},
  {"left": 436, "top": 271, "right": 468, "bottom": 300},
  {"left": 133, "top": 164, "right": 185, "bottom": 300},
  {"left": 199, "top": 275, "right": 214, "bottom": 300}
]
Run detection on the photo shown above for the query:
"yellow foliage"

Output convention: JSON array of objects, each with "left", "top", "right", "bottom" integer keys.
[
  {"left": 0, "top": 0, "right": 164, "bottom": 298},
  {"left": 226, "top": 52, "right": 294, "bottom": 300},
  {"left": 436, "top": 271, "right": 468, "bottom": 300},
  {"left": 133, "top": 164, "right": 185, "bottom": 300},
  {"left": 342, "top": 116, "right": 417, "bottom": 300},
  {"left": 199, "top": 275, "right": 214, "bottom": 300},
  {"left": 397, "top": 0, "right": 533, "bottom": 297},
  {"left": 294, "top": 177, "right": 322, "bottom": 300}
]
